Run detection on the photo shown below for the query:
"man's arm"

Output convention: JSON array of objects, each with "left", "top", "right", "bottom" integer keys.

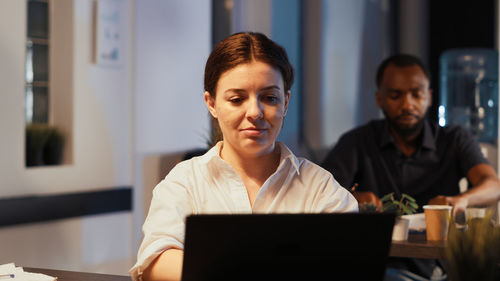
[
  {"left": 142, "top": 249, "right": 183, "bottom": 281},
  {"left": 429, "top": 163, "right": 500, "bottom": 215},
  {"left": 352, "top": 191, "right": 383, "bottom": 207}
]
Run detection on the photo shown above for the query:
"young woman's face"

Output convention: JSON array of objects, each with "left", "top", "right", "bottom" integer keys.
[{"left": 205, "top": 61, "right": 289, "bottom": 157}]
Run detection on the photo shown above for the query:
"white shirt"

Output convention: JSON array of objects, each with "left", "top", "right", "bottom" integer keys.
[{"left": 130, "top": 142, "right": 358, "bottom": 280}]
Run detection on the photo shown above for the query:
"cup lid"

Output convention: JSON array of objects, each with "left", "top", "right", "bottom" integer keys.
[{"left": 423, "top": 205, "right": 452, "bottom": 210}]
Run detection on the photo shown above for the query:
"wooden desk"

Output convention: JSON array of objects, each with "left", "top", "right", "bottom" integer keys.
[
  {"left": 25, "top": 267, "right": 130, "bottom": 281},
  {"left": 389, "top": 233, "right": 446, "bottom": 259}
]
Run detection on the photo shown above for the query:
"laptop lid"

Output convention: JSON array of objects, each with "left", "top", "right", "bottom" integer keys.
[{"left": 181, "top": 213, "right": 395, "bottom": 281}]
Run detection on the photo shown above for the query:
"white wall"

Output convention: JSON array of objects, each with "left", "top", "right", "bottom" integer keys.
[
  {"left": 132, "top": 0, "right": 211, "bottom": 253},
  {"left": 232, "top": 0, "right": 271, "bottom": 36},
  {"left": 304, "top": 0, "right": 392, "bottom": 152},
  {"left": 134, "top": 1, "right": 211, "bottom": 155},
  {"left": 0, "top": 0, "right": 134, "bottom": 274},
  {"left": 0, "top": 0, "right": 133, "bottom": 197},
  {"left": 0, "top": 212, "right": 132, "bottom": 275},
  {"left": 0, "top": 0, "right": 212, "bottom": 274},
  {"left": 320, "top": 0, "right": 365, "bottom": 148}
]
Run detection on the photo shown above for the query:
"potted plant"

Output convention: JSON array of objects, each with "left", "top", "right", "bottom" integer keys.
[
  {"left": 381, "top": 192, "right": 419, "bottom": 240},
  {"left": 26, "top": 123, "right": 65, "bottom": 166},
  {"left": 445, "top": 212, "right": 500, "bottom": 281},
  {"left": 26, "top": 123, "right": 51, "bottom": 166},
  {"left": 43, "top": 126, "right": 65, "bottom": 165},
  {"left": 358, "top": 202, "right": 382, "bottom": 213}
]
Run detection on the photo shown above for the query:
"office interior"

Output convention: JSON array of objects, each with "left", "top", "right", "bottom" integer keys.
[{"left": 0, "top": 0, "right": 498, "bottom": 276}]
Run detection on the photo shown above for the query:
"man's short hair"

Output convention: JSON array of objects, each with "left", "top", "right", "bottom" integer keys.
[{"left": 375, "top": 54, "right": 431, "bottom": 88}]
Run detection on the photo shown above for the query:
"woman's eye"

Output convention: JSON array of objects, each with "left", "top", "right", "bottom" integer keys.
[
  {"left": 229, "top": 97, "right": 243, "bottom": 104},
  {"left": 264, "top": 96, "right": 278, "bottom": 104}
]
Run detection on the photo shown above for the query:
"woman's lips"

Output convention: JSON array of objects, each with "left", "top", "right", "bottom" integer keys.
[{"left": 241, "top": 128, "right": 267, "bottom": 136}]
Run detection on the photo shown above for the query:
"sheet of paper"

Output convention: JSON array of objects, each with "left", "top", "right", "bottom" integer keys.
[
  {"left": 0, "top": 263, "right": 56, "bottom": 281},
  {"left": 402, "top": 212, "right": 426, "bottom": 231}
]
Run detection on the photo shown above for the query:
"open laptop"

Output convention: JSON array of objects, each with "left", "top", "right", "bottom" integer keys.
[{"left": 181, "top": 213, "right": 395, "bottom": 281}]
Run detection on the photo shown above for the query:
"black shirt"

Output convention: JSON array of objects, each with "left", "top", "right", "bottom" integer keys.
[
  {"left": 321, "top": 119, "right": 488, "bottom": 278},
  {"left": 322, "top": 119, "right": 487, "bottom": 209}
]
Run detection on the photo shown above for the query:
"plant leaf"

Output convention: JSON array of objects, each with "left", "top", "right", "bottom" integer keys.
[
  {"left": 401, "top": 193, "right": 417, "bottom": 202},
  {"left": 380, "top": 192, "right": 394, "bottom": 202}
]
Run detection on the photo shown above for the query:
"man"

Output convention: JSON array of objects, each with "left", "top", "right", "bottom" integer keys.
[{"left": 321, "top": 54, "right": 500, "bottom": 280}]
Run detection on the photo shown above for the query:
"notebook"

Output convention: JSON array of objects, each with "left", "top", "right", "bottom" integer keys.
[{"left": 181, "top": 213, "right": 395, "bottom": 281}]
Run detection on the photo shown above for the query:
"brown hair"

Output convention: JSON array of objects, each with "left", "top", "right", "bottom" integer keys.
[{"left": 204, "top": 32, "right": 294, "bottom": 97}]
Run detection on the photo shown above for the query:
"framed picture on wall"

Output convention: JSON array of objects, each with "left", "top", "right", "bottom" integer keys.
[{"left": 93, "top": 0, "right": 124, "bottom": 67}]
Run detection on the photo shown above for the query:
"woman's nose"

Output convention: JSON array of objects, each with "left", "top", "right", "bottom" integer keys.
[{"left": 246, "top": 98, "right": 264, "bottom": 119}]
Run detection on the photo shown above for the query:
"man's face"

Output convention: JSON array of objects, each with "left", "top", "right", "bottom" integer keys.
[{"left": 376, "top": 64, "right": 432, "bottom": 137}]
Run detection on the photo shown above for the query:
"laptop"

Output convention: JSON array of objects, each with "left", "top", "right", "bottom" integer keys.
[{"left": 181, "top": 213, "right": 395, "bottom": 281}]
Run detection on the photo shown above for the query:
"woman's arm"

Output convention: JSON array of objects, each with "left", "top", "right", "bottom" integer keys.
[{"left": 142, "top": 249, "right": 184, "bottom": 281}]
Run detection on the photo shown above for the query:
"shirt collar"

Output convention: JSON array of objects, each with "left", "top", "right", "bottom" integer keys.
[
  {"left": 204, "top": 141, "right": 301, "bottom": 175},
  {"left": 378, "top": 119, "right": 436, "bottom": 151},
  {"left": 277, "top": 142, "right": 301, "bottom": 175}
]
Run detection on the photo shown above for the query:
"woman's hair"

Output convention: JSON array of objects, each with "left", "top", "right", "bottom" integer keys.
[{"left": 204, "top": 32, "right": 294, "bottom": 97}]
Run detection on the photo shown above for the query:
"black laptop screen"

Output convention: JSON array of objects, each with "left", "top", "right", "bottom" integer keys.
[{"left": 181, "top": 213, "right": 395, "bottom": 281}]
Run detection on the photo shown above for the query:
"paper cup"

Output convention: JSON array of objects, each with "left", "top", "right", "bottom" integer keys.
[
  {"left": 392, "top": 217, "right": 409, "bottom": 241},
  {"left": 466, "top": 207, "right": 486, "bottom": 219},
  {"left": 423, "top": 205, "right": 452, "bottom": 241}
]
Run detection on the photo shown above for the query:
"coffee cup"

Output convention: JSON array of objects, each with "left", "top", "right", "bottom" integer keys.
[{"left": 423, "top": 205, "right": 452, "bottom": 241}]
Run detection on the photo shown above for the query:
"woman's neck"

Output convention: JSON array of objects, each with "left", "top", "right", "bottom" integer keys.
[{"left": 220, "top": 142, "right": 281, "bottom": 183}]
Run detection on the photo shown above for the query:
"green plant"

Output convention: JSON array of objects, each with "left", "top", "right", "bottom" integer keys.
[
  {"left": 43, "top": 126, "right": 65, "bottom": 165},
  {"left": 359, "top": 202, "right": 382, "bottom": 213},
  {"left": 26, "top": 123, "right": 52, "bottom": 166},
  {"left": 26, "top": 123, "right": 65, "bottom": 166},
  {"left": 445, "top": 211, "right": 500, "bottom": 281},
  {"left": 381, "top": 192, "right": 418, "bottom": 216}
]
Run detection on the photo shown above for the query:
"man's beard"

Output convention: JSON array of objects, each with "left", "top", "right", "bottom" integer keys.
[{"left": 383, "top": 110, "right": 426, "bottom": 138}]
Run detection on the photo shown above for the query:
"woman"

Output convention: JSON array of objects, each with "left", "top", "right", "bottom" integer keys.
[{"left": 130, "top": 32, "right": 358, "bottom": 281}]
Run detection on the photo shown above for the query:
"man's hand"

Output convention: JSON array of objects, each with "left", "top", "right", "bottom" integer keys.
[
  {"left": 429, "top": 164, "right": 500, "bottom": 220},
  {"left": 352, "top": 191, "right": 382, "bottom": 207},
  {"left": 428, "top": 194, "right": 468, "bottom": 220}
]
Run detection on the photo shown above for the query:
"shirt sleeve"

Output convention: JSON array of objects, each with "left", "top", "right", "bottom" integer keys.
[
  {"left": 321, "top": 132, "right": 359, "bottom": 189},
  {"left": 129, "top": 165, "right": 194, "bottom": 281},
  {"left": 304, "top": 160, "right": 358, "bottom": 213},
  {"left": 318, "top": 174, "right": 359, "bottom": 213}
]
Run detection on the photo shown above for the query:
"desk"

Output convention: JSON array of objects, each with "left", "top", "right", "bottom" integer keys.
[
  {"left": 389, "top": 233, "right": 446, "bottom": 259},
  {"left": 25, "top": 267, "right": 130, "bottom": 281}
]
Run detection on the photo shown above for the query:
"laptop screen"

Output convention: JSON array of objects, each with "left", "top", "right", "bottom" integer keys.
[{"left": 181, "top": 213, "right": 395, "bottom": 281}]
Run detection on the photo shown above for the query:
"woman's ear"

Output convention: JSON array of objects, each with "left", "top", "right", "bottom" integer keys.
[{"left": 204, "top": 91, "right": 217, "bottom": 118}]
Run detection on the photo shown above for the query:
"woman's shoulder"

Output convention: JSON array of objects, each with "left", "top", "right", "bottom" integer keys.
[
  {"left": 277, "top": 143, "right": 331, "bottom": 176},
  {"left": 293, "top": 156, "right": 357, "bottom": 210},
  {"left": 296, "top": 156, "right": 334, "bottom": 179},
  {"left": 160, "top": 147, "right": 214, "bottom": 184}
]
